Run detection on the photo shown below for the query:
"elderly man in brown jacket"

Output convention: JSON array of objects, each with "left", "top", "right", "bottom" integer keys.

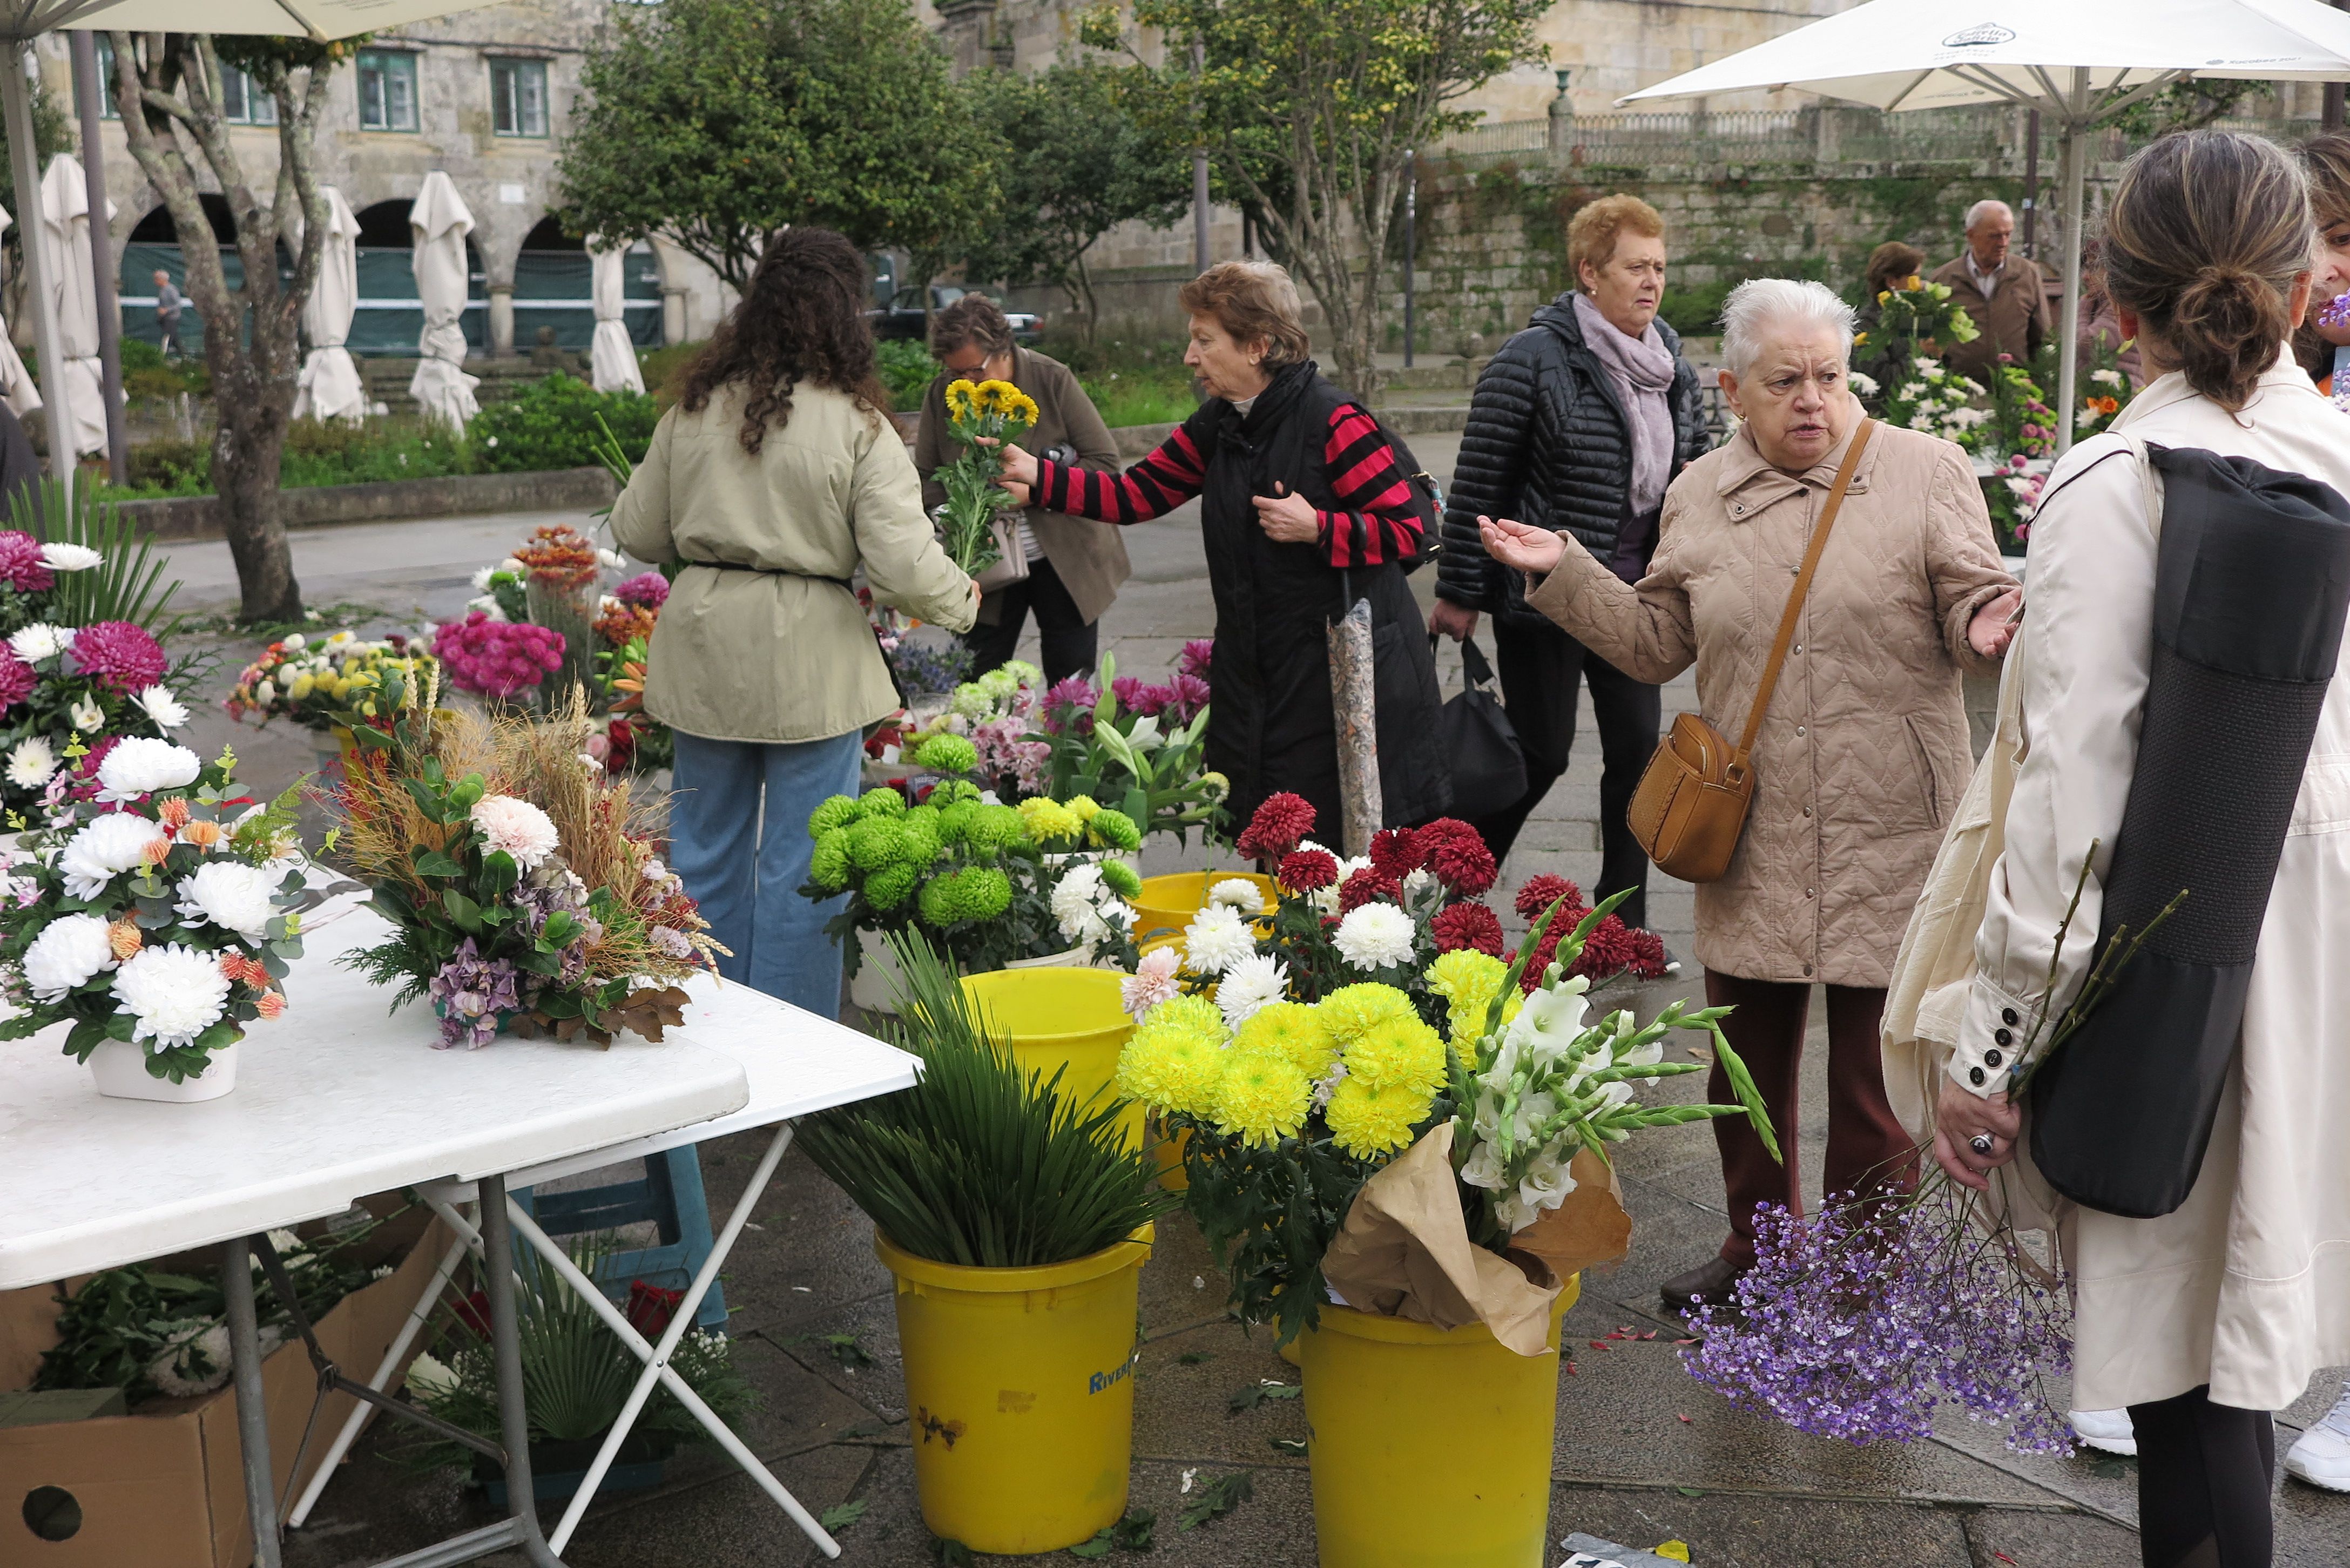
[
  {"left": 914, "top": 295, "right": 1130, "bottom": 684},
  {"left": 1478, "top": 277, "right": 2020, "bottom": 1312},
  {"left": 1929, "top": 198, "right": 2052, "bottom": 383}
]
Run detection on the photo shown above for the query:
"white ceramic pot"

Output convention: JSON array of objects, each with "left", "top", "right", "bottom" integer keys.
[
  {"left": 1002, "top": 946, "right": 1091, "bottom": 971},
  {"left": 850, "top": 927, "right": 907, "bottom": 1015},
  {"left": 89, "top": 1038, "right": 239, "bottom": 1103}
]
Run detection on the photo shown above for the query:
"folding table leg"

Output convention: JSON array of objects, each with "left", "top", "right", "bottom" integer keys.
[
  {"left": 222, "top": 1235, "right": 284, "bottom": 1568},
  {"left": 479, "top": 1174, "right": 568, "bottom": 1568},
  {"left": 287, "top": 1222, "right": 474, "bottom": 1529}
]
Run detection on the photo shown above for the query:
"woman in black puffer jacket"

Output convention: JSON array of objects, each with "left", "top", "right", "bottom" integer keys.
[{"left": 1429, "top": 195, "right": 1709, "bottom": 925}]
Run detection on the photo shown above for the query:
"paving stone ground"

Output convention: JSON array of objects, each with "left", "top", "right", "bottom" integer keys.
[{"left": 152, "top": 464, "right": 2350, "bottom": 1567}]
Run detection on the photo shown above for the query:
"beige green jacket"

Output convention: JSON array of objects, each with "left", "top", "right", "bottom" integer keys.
[{"left": 610, "top": 382, "right": 977, "bottom": 744}]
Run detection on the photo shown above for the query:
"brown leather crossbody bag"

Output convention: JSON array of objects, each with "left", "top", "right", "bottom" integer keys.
[{"left": 1625, "top": 418, "right": 1873, "bottom": 883}]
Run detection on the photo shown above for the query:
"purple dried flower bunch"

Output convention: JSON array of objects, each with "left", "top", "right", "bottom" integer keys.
[
  {"left": 427, "top": 937, "right": 524, "bottom": 1049},
  {"left": 2321, "top": 291, "right": 2350, "bottom": 332},
  {"left": 1684, "top": 1185, "right": 2075, "bottom": 1454}
]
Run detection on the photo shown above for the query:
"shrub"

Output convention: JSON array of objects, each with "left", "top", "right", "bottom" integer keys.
[
  {"left": 127, "top": 436, "right": 210, "bottom": 492},
  {"left": 468, "top": 373, "right": 660, "bottom": 474},
  {"left": 875, "top": 338, "right": 941, "bottom": 411},
  {"left": 638, "top": 340, "right": 701, "bottom": 404}
]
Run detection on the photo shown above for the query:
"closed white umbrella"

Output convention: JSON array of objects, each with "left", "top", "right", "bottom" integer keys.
[
  {"left": 588, "top": 237, "right": 644, "bottom": 396},
  {"left": 37, "top": 152, "right": 109, "bottom": 457},
  {"left": 0, "top": 202, "right": 42, "bottom": 420},
  {"left": 1617, "top": 0, "right": 2350, "bottom": 450},
  {"left": 407, "top": 171, "right": 480, "bottom": 430},
  {"left": 293, "top": 185, "right": 365, "bottom": 423}
]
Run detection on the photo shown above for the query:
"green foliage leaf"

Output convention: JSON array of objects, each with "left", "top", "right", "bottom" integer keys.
[
  {"left": 1177, "top": 1471, "right": 1252, "bottom": 1531},
  {"left": 818, "top": 1499, "right": 867, "bottom": 1534},
  {"left": 441, "top": 888, "right": 485, "bottom": 934}
]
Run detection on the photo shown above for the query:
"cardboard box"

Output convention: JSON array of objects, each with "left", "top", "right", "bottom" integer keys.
[{"left": 0, "top": 1213, "right": 449, "bottom": 1568}]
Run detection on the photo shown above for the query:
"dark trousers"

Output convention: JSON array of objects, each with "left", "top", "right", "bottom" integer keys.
[
  {"left": 1703, "top": 972, "right": 1916, "bottom": 1267},
  {"left": 2131, "top": 1386, "right": 2274, "bottom": 1568},
  {"left": 1476, "top": 614, "right": 1659, "bottom": 929},
  {"left": 962, "top": 556, "right": 1098, "bottom": 687}
]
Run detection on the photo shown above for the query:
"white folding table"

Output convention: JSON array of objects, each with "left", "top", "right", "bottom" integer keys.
[{"left": 0, "top": 909, "right": 914, "bottom": 1568}]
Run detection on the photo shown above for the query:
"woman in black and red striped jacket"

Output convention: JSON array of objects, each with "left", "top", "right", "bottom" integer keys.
[{"left": 998, "top": 261, "right": 1450, "bottom": 836}]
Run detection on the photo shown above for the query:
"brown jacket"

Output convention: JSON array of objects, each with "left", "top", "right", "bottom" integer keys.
[
  {"left": 915, "top": 346, "right": 1131, "bottom": 626},
  {"left": 1928, "top": 253, "right": 2051, "bottom": 383},
  {"left": 1525, "top": 420, "right": 2015, "bottom": 987}
]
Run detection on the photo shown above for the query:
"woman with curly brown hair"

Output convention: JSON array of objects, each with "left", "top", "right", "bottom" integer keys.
[{"left": 612, "top": 227, "right": 977, "bottom": 1016}]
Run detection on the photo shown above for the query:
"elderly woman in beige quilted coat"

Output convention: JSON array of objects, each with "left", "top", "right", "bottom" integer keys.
[{"left": 1480, "top": 278, "right": 2020, "bottom": 1310}]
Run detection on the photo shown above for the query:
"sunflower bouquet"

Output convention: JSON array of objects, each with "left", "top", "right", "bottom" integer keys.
[{"left": 932, "top": 377, "right": 1040, "bottom": 576}]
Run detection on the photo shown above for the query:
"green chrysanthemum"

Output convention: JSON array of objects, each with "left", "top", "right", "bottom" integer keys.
[
  {"left": 936, "top": 801, "right": 980, "bottom": 846},
  {"left": 930, "top": 778, "right": 982, "bottom": 808},
  {"left": 1100, "top": 859, "right": 1143, "bottom": 900},
  {"left": 807, "top": 828, "right": 852, "bottom": 890},
  {"left": 915, "top": 733, "right": 978, "bottom": 775},
  {"left": 864, "top": 862, "right": 920, "bottom": 910},
  {"left": 807, "top": 794, "right": 860, "bottom": 839},
  {"left": 962, "top": 803, "right": 1028, "bottom": 853},
  {"left": 854, "top": 786, "right": 906, "bottom": 820},
  {"left": 847, "top": 818, "right": 906, "bottom": 870},
  {"left": 1087, "top": 808, "right": 1141, "bottom": 852}
]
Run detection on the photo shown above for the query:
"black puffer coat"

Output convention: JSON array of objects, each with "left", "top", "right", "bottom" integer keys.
[{"left": 1437, "top": 294, "right": 1710, "bottom": 627}]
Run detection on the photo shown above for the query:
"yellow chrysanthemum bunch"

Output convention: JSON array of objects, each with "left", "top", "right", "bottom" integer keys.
[
  {"left": 1115, "top": 995, "right": 1230, "bottom": 1118},
  {"left": 1317, "top": 982, "right": 1415, "bottom": 1045},
  {"left": 1325, "top": 1076, "right": 1430, "bottom": 1159},
  {"left": 1213, "top": 1047, "right": 1313, "bottom": 1146},
  {"left": 1064, "top": 794, "right": 1103, "bottom": 823},
  {"left": 1321, "top": 990, "right": 1445, "bottom": 1158},
  {"left": 1233, "top": 1001, "right": 1335, "bottom": 1079},
  {"left": 1423, "top": 949, "right": 1520, "bottom": 1050},
  {"left": 1016, "top": 796, "right": 1085, "bottom": 843}
]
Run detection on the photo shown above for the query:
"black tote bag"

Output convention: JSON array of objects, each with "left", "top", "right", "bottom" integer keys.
[
  {"left": 2028, "top": 447, "right": 2350, "bottom": 1218},
  {"left": 1433, "top": 635, "right": 1527, "bottom": 820}
]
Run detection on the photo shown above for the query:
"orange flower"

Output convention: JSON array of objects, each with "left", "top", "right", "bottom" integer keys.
[
  {"left": 180, "top": 820, "right": 224, "bottom": 850},
  {"left": 158, "top": 797, "right": 191, "bottom": 830},
  {"left": 254, "top": 989, "right": 287, "bottom": 1020},
  {"left": 221, "top": 951, "right": 269, "bottom": 988},
  {"left": 107, "top": 920, "right": 143, "bottom": 959},
  {"left": 141, "top": 837, "right": 173, "bottom": 866}
]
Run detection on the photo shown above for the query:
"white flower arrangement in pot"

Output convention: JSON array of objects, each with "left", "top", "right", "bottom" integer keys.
[{"left": 0, "top": 739, "right": 307, "bottom": 1100}]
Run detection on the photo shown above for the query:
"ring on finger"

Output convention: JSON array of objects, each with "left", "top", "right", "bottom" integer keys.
[{"left": 1968, "top": 1132, "right": 1996, "bottom": 1156}]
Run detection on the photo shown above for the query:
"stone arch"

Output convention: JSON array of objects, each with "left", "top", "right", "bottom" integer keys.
[
  {"left": 348, "top": 197, "right": 487, "bottom": 356},
  {"left": 119, "top": 197, "right": 286, "bottom": 357},
  {"left": 511, "top": 214, "right": 663, "bottom": 354}
]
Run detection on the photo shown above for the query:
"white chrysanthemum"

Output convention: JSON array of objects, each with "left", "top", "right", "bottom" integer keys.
[
  {"left": 1400, "top": 867, "right": 1436, "bottom": 904},
  {"left": 281, "top": 631, "right": 308, "bottom": 652},
  {"left": 1180, "top": 902, "right": 1255, "bottom": 976},
  {"left": 1050, "top": 863, "right": 1118, "bottom": 944},
  {"left": 175, "top": 860, "right": 280, "bottom": 939},
  {"left": 67, "top": 695, "right": 102, "bottom": 733},
  {"left": 1913, "top": 356, "right": 1940, "bottom": 375},
  {"left": 1215, "top": 951, "right": 1289, "bottom": 1030},
  {"left": 1847, "top": 371, "right": 1880, "bottom": 397},
  {"left": 1895, "top": 381, "right": 1926, "bottom": 402},
  {"left": 6, "top": 735, "right": 56, "bottom": 790},
  {"left": 59, "top": 811, "right": 169, "bottom": 898},
  {"left": 22, "top": 912, "right": 118, "bottom": 999},
  {"left": 1206, "top": 877, "right": 1265, "bottom": 914},
  {"left": 38, "top": 542, "right": 102, "bottom": 573},
  {"left": 598, "top": 548, "right": 628, "bottom": 572},
  {"left": 9, "top": 622, "right": 69, "bottom": 661},
  {"left": 464, "top": 593, "right": 509, "bottom": 621},
  {"left": 97, "top": 737, "right": 202, "bottom": 802},
  {"left": 470, "top": 794, "right": 560, "bottom": 869},
  {"left": 1332, "top": 902, "right": 1415, "bottom": 971},
  {"left": 404, "top": 1350, "right": 462, "bottom": 1401},
  {"left": 2091, "top": 367, "right": 2124, "bottom": 387},
  {"left": 112, "top": 941, "right": 233, "bottom": 1051},
  {"left": 147, "top": 1321, "right": 232, "bottom": 1398},
  {"left": 135, "top": 685, "right": 191, "bottom": 731},
  {"left": 469, "top": 564, "right": 498, "bottom": 590}
]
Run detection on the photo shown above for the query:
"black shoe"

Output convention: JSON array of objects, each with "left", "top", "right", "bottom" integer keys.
[{"left": 1659, "top": 1254, "right": 1748, "bottom": 1313}]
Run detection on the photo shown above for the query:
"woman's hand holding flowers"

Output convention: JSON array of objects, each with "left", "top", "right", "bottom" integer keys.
[{"left": 1933, "top": 1074, "right": 2022, "bottom": 1191}]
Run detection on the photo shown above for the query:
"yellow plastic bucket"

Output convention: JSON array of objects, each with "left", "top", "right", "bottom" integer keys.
[
  {"left": 879, "top": 1229, "right": 1154, "bottom": 1554},
  {"left": 1149, "top": 1117, "right": 1190, "bottom": 1191},
  {"left": 961, "top": 967, "right": 1142, "bottom": 1150},
  {"left": 1132, "top": 870, "right": 1280, "bottom": 952},
  {"left": 1299, "top": 1275, "right": 1580, "bottom": 1568}
]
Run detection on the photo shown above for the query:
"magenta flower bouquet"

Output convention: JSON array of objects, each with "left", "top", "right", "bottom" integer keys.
[{"left": 432, "top": 612, "right": 566, "bottom": 701}]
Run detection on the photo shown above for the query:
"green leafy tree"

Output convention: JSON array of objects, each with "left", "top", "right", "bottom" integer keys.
[
  {"left": 107, "top": 33, "right": 356, "bottom": 624},
  {"left": 1090, "top": 0, "right": 1548, "bottom": 399},
  {"left": 559, "top": 0, "right": 998, "bottom": 290},
  {"left": 956, "top": 62, "right": 1192, "bottom": 339}
]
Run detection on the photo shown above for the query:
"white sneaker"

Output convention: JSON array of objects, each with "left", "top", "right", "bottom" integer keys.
[
  {"left": 2070, "top": 1407, "right": 2137, "bottom": 1457},
  {"left": 2285, "top": 1382, "right": 2350, "bottom": 1492}
]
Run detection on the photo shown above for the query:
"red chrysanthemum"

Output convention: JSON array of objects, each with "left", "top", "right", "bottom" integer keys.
[
  {"left": 1421, "top": 826, "right": 1497, "bottom": 897},
  {"left": 69, "top": 620, "right": 167, "bottom": 694},
  {"left": 1236, "top": 791, "right": 1316, "bottom": 861},
  {"left": 0, "top": 530, "right": 53, "bottom": 593},
  {"left": 0, "top": 647, "right": 32, "bottom": 711},
  {"left": 1368, "top": 826, "right": 1422, "bottom": 876},
  {"left": 1430, "top": 900, "right": 1504, "bottom": 956},
  {"left": 1513, "top": 873, "right": 1584, "bottom": 922},
  {"left": 1569, "top": 913, "right": 1642, "bottom": 982},
  {"left": 1625, "top": 926, "right": 1669, "bottom": 980},
  {"left": 1338, "top": 865, "right": 1401, "bottom": 913},
  {"left": 1277, "top": 848, "right": 1340, "bottom": 892}
]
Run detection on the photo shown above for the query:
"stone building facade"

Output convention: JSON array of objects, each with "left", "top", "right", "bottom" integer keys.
[{"left": 32, "top": 1, "right": 730, "bottom": 360}]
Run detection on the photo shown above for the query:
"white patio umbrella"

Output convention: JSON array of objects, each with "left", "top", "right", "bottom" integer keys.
[
  {"left": 588, "top": 237, "right": 645, "bottom": 396},
  {"left": 292, "top": 185, "right": 364, "bottom": 423},
  {"left": 36, "top": 151, "right": 107, "bottom": 456},
  {"left": 1617, "top": 0, "right": 2350, "bottom": 450},
  {"left": 407, "top": 170, "right": 481, "bottom": 430},
  {"left": 0, "top": 203, "right": 42, "bottom": 420}
]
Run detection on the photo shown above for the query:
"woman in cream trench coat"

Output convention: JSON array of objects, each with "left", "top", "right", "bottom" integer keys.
[
  {"left": 1480, "top": 277, "right": 2019, "bottom": 1309},
  {"left": 1896, "top": 131, "right": 2350, "bottom": 1563}
]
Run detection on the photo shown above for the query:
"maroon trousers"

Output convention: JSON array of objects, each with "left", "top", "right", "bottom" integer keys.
[{"left": 1704, "top": 970, "right": 1918, "bottom": 1266}]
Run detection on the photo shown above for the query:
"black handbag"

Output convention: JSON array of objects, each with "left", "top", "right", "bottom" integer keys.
[
  {"left": 1433, "top": 635, "right": 1527, "bottom": 820},
  {"left": 2028, "top": 446, "right": 2350, "bottom": 1218}
]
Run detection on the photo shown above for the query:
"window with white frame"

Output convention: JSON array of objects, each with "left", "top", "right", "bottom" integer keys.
[
  {"left": 489, "top": 58, "right": 548, "bottom": 138},
  {"left": 356, "top": 49, "right": 419, "bottom": 132},
  {"left": 218, "top": 62, "right": 279, "bottom": 125}
]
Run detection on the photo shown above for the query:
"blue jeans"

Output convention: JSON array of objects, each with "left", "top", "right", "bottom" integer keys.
[{"left": 667, "top": 727, "right": 863, "bottom": 1016}]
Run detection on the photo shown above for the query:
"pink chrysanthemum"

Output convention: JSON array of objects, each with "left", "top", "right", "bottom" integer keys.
[
  {"left": 614, "top": 571, "right": 670, "bottom": 609},
  {"left": 433, "top": 611, "right": 565, "bottom": 698},
  {"left": 0, "top": 647, "right": 32, "bottom": 710},
  {"left": 0, "top": 531, "right": 53, "bottom": 593},
  {"left": 70, "top": 621, "right": 167, "bottom": 694}
]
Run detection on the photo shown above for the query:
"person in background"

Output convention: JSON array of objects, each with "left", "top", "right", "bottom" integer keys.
[
  {"left": 153, "top": 269, "right": 185, "bottom": 359},
  {"left": 1478, "top": 278, "right": 2020, "bottom": 1315},
  {"left": 2294, "top": 132, "right": 2350, "bottom": 405},
  {"left": 1935, "top": 130, "right": 2350, "bottom": 1545},
  {"left": 1431, "top": 194, "right": 1707, "bottom": 924},
  {"left": 914, "top": 295, "right": 1128, "bottom": 685},
  {"left": 994, "top": 260, "right": 1449, "bottom": 834},
  {"left": 1850, "top": 240, "right": 1928, "bottom": 410},
  {"left": 2075, "top": 239, "right": 2146, "bottom": 393},
  {"left": 1929, "top": 199, "right": 2050, "bottom": 383},
  {"left": 611, "top": 227, "right": 977, "bottom": 1017}
]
